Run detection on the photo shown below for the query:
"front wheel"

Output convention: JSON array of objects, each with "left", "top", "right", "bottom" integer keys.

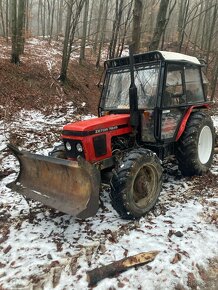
[
  {"left": 110, "top": 148, "right": 163, "bottom": 219},
  {"left": 176, "top": 111, "right": 215, "bottom": 176}
]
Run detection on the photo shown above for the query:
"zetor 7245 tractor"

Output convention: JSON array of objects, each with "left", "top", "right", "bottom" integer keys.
[{"left": 8, "top": 50, "right": 215, "bottom": 219}]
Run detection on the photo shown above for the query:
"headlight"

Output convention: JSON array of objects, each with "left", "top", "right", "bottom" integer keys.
[
  {"left": 65, "top": 141, "right": 71, "bottom": 151},
  {"left": 76, "top": 143, "right": 83, "bottom": 152}
]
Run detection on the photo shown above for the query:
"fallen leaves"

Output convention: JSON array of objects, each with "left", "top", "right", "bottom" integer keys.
[{"left": 171, "top": 253, "right": 182, "bottom": 264}]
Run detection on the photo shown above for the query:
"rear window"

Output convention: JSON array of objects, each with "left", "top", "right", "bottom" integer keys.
[{"left": 185, "top": 68, "right": 204, "bottom": 103}]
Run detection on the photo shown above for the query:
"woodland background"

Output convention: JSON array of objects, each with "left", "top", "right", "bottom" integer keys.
[{"left": 0, "top": 0, "right": 217, "bottom": 102}]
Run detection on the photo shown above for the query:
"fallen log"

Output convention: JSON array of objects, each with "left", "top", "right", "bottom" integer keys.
[{"left": 87, "top": 250, "right": 159, "bottom": 287}]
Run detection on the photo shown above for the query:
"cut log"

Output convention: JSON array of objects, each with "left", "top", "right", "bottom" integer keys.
[
  {"left": 214, "top": 147, "right": 218, "bottom": 154},
  {"left": 87, "top": 250, "right": 159, "bottom": 287}
]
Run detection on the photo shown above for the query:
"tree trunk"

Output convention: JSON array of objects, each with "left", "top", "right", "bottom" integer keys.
[
  {"left": 149, "top": 0, "right": 170, "bottom": 50},
  {"left": 108, "top": 0, "right": 124, "bottom": 59},
  {"left": 79, "top": 0, "right": 89, "bottom": 64},
  {"left": 87, "top": 251, "right": 159, "bottom": 287},
  {"left": 96, "top": 0, "right": 109, "bottom": 67},
  {"left": 59, "top": 1, "right": 73, "bottom": 82},
  {"left": 56, "top": 0, "right": 64, "bottom": 40},
  {"left": 132, "top": 0, "right": 143, "bottom": 53},
  {"left": 93, "top": 0, "right": 104, "bottom": 53},
  {"left": 17, "top": 0, "right": 26, "bottom": 54},
  {"left": 6, "top": 0, "right": 9, "bottom": 42},
  {"left": 118, "top": 0, "right": 133, "bottom": 57},
  {"left": 210, "top": 52, "right": 218, "bottom": 101},
  {"left": 206, "top": 3, "right": 217, "bottom": 69},
  {"left": 59, "top": 0, "right": 85, "bottom": 82},
  {"left": 10, "top": 0, "right": 27, "bottom": 61},
  {"left": 49, "top": 0, "right": 56, "bottom": 44},
  {"left": 177, "top": 0, "right": 189, "bottom": 52},
  {"left": 0, "top": 0, "right": 6, "bottom": 37},
  {"left": 87, "top": 0, "right": 94, "bottom": 43},
  {"left": 11, "top": 0, "right": 20, "bottom": 64}
]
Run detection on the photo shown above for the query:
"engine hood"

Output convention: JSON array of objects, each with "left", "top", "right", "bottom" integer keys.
[{"left": 62, "top": 114, "right": 131, "bottom": 136}]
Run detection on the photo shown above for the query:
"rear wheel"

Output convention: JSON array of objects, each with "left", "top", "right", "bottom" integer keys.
[
  {"left": 176, "top": 111, "right": 214, "bottom": 176},
  {"left": 110, "top": 148, "right": 163, "bottom": 219}
]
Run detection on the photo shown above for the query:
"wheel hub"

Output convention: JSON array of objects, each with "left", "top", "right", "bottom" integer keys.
[
  {"left": 133, "top": 165, "right": 156, "bottom": 208},
  {"left": 198, "top": 125, "right": 213, "bottom": 164}
]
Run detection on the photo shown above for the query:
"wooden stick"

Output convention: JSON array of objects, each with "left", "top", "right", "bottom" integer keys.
[{"left": 87, "top": 250, "right": 159, "bottom": 287}]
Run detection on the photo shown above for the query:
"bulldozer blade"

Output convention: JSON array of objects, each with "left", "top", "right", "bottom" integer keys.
[{"left": 7, "top": 144, "right": 101, "bottom": 219}]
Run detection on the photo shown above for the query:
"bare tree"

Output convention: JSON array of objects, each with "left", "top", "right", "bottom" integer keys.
[
  {"left": 108, "top": 0, "right": 125, "bottom": 59},
  {"left": 59, "top": 0, "right": 85, "bottom": 82},
  {"left": 11, "top": 0, "right": 26, "bottom": 64},
  {"left": 79, "top": 0, "right": 89, "bottom": 63},
  {"left": 132, "top": 0, "right": 142, "bottom": 53},
  {"left": 0, "top": 0, "right": 6, "bottom": 37},
  {"left": 149, "top": 0, "right": 170, "bottom": 50},
  {"left": 96, "top": 0, "right": 109, "bottom": 67}
]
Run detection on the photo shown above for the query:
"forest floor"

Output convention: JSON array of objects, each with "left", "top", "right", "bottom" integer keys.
[{"left": 0, "top": 38, "right": 218, "bottom": 290}]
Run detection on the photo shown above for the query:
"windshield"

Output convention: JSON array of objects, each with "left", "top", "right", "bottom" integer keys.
[{"left": 102, "top": 64, "right": 160, "bottom": 110}]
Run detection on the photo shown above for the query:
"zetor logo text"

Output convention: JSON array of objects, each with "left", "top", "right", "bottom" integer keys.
[{"left": 95, "top": 126, "right": 118, "bottom": 134}]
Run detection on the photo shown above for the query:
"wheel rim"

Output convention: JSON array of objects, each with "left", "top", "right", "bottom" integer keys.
[
  {"left": 132, "top": 164, "right": 157, "bottom": 209},
  {"left": 198, "top": 125, "right": 213, "bottom": 164}
]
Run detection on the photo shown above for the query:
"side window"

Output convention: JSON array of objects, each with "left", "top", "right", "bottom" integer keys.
[
  {"left": 185, "top": 68, "right": 204, "bottom": 103},
  {"left": 162, "top": 65, "right": 185, "bottom": 107}
]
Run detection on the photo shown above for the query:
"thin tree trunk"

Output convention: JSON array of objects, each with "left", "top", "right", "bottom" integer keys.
[
  {"left": 93, "top": 0, "right": 104, "bottom": 53},
  {"left": 59, "top": 1, "right": 73, "bottom": 82},
  {"left": 17, "top": 0, "right": 26, "bottom": 54},
  {"left": 11, "top": 0, "right": 18, "bottom": 63},
  {"left": 6, "top": 0, "right": 9, "bottom": 42},
  {"left": 118, "top": 0, "right": 133, "bottom": 57},
  {"left": 149, "top": 0, "right": 170, "bottom": 50},
  {"left": 206, "top": 3, "right": 217, "bottom": 70},
  {"left": 132, "top": 0, "right": 143, "bottom": 53},
  {"left": 210, "top": 53, "right": 218, "bottom": 101},
  {"left": 109, "top": 0, "right": 124, "bottom": 59},
  {"left": 0, "top": 0, "right": 6, "bottom": 37},
  {"left": 96, "top": 0, "right": 109, "bottom": 67},
  {"left": 178, "top": 0, "right": 189, "bottom": 52},
  {"left": 49, "top": 0, "right": 56, "bottom": 44},
  {"left": 87, "top": 0, "right": 94, "bottom": 43},
  {"left": 160, "top": 0, "right": 177, "bottom": 50},
  {"left": 56, "top": 0, "right": 64, "bottom": 40},
  {"left": 59, "top": 0, "right": 85, "bottom": 82},
  {"left": 79, "top": 0, "right": 89, "bottom": 63}
]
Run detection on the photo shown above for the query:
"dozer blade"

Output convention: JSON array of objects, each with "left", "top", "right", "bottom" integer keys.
[{"left": 7, "top": 144, "right": 101, "bottom": 219}]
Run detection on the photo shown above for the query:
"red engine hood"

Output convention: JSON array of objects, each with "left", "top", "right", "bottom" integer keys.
[{"left": 63, "top": 114, "right": 130, "bottom": 134}]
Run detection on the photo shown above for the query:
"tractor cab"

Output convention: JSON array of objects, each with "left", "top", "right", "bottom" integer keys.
[{"left": 99, "top": 51, "right": 209, "bottom": 150}]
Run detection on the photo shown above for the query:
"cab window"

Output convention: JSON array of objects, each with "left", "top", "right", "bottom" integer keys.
[
  {"left": 162, "top": 64, "right": 185, "bottom": 107},
  {"left": 184, "top": 67, "right": 204, "bottom": 103}
]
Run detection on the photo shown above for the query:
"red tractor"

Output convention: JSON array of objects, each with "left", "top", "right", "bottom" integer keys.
[{"left": 8, "top": 50, "right": 215, "bottom": 219}]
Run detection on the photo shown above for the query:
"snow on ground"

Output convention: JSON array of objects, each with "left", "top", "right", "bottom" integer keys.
[
  {"left": 0, "top": 110, "right": 218, "bottom": 290},
  {"left": 0, "top": 37, "right": 81, "bottom": 73}
]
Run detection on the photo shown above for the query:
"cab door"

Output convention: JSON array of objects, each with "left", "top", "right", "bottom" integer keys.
[{"left": 160, "top": 64, "right": 186, "bottom": 141}]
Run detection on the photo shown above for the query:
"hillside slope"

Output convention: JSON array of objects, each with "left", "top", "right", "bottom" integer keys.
[{"left": 0, "top": 37, "right": 102, "bottom": 120}]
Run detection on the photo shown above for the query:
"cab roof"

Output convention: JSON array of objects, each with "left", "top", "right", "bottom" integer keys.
[{"left": 105, "top": 50, "right": 201, "bottom": 68}]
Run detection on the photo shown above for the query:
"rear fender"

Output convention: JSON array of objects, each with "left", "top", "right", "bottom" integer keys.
[{"left": 176, "top": 105, "right": 208, "bottom": 141}]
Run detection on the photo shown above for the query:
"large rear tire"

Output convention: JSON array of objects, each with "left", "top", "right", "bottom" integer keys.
[
  {"left": 176, "top": 111, "right": 215, "bottom": 176},
  {"left": 110, "top": 148, "right": 163, "bottom": 219}
]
